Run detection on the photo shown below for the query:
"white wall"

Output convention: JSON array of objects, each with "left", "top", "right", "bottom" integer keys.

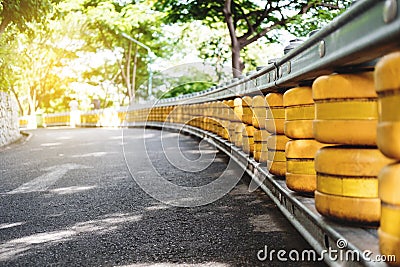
[{"left": 0, "top": 92, "right": 21, "bottom": 147}]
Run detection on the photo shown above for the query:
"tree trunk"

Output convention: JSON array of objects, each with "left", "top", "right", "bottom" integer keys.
[
  {"left": 223, "top": 0, "right": 244, "bottom": 78},
  {"left": 0, "top": 16, "right": 11, "bottom": 36},
  {"left": 28, "top": 86, "right": 36, "bottom": 116},
  {"left": 131, "top": 44, "right": 138, "bottom": 102},
  {"left": 231, "top": 40, "right": 244, "bottom": 77},
  {"left": 10, "top": 85, "right": 24, "bottom": 116},
  {"left": 126, "top": 41, "right": 132, "bottom": 101}
]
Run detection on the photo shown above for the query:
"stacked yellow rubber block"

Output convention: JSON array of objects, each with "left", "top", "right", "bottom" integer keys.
[
  {"left": 215, "top": 101, "right": 222, "bottom": 135},
  {"left": 252, "top": 95, "right": 269, "bottom": 162},
  {"left": 221, "top": 100, "right": 231, "bottom": 140},
  {"left": 211, "top": 102, "right": 220, "bottom": 134},
  {"left": 225, "top": 100, "right": 236, "bottom": 142},
  {"left": 215, "top": 101, "right": 223, "bottom": 137},
  {"left": 242, "top": 125, "right": 255, "bottom": 155},
  {"left": 205, "top": 103, "right": 213, "bottom": 132},
  {"left": 173, "top": 106, "right": 182, "bottom": 124},
  {"left": 185, "top": 105, "right": 192, "bottom": 126},
  {"left": 265, "top": 93, "right": 289, "bottom": 176},
  {"left": 241, "top": 96, "right": 253, "bottom": 125},
  {"left": 254, "top": 129, "right": 269, "bottom": 162},
  {"left": 200, "top": 103, "right": 207, "bottom": 130},
  {"left": 233, "top": 98, "right": 245, "bottom": 148},
  {"left": 193, "top": 104, "right": 202, "bottom": 128},
  {"left": 209, "top": 102, "right": 217, "bottom": 134},
  {"left": 313, "top": 72, "right": 394, "bottom": 224},
  {"left": 252, "top": 95, "right": 267, "bottom": 129},
  {"left": 375, "top": 52, "right": 400, "bottom": 265},
  {"left": 283, "top": 87, "right": 326, "bottom": 194},
  {"left": 241, "top": 96, "right": 255, "bottom": 155}
]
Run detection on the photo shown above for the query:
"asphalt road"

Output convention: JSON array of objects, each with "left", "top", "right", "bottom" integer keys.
[{"left": 0, "top": 127, "right": 325, "bottom": 266}]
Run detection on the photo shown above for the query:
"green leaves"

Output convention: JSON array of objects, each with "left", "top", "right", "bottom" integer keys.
[
  {"left": 0, "top": 0, "right": 57, "bottom": 36},
  {"left": 153, "top": 0, "right": 352, "bottom": 76},
  {"left": 159, "top": 81, "right": 215, "bottom": 99}
]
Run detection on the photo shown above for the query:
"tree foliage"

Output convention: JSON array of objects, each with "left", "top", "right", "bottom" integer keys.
[
  {"left": 0, "top": 0, "right": 353, "bottom": 118},
  {"left": 66, "top": 0, "right": 171, "bottom": 102},
  {"left": 159, "top": 82, "right": 214, "bottom": 99},
  {"left": 4, "top": 13, "right": 80, "bottom": 115},
  {"left": 0, "top": 0, "right": 56, "bottom": 36},
  {"left": 154, "top": 0, "right": 352, "bottom": 77},
  {"left": 1, "top": 0, "right": 172, "bottom": 117}
]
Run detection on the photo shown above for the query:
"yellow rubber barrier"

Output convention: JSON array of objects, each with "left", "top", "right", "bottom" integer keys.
[
  {"left": 254, "top": 151, "right": 268, "bottom": 162},
  {"left": 285, "top": 139, "right": 326, "bottom": 193},
  {"left": 378, "top": 163, "right": 400, "bottom": 265},
  {"left": 267, "top": 134, "right": 290, "bottom": 151},
  {"left": 253, "top": 129, "right": 269, "bottom": 163},
  {"left": 315, "top": 146, "right": 394, "bottom": 177},
  {"left": 241, "top": 96, "right": 253, "bottom": 125},
  {"left": 375, "top": 51, "right": 400, "bottom": 160},
  {"left": 317, "top": 174, "right": 378, "bottom": 198},
  {"left": 267, "top": 160, "right": 286, "bottom": 176},
  {"left": 233, "top": 98, "right": 243, "bottom": 122},
  {"left": 314, "top": 146, "right": 394, "bottom": 223},
  {"left": 312, "top": 72, "right": 378, "bottom": 145},
  {"left": 286, "top": 173, "right": 316, "bottom": 193},
  {"left": 254, "top": 142, "right": 268, "bottom": 152},
  {"left": 234, "top": 123, "right": 245, "bottom": 148},
  {"left": 252, "top": 95, "right": 267, "bottom": 129},
  {"left": 267, "top": 134, "right": 290, "bottom": 176},
  {"left": 283, "top": 86, "right": 314, "bottom": 139},
  {"left": 242, "top": 136, "right": 254, "bottom": 155},
  {"left": 242, "top": 125, "right": 255, "bottom": 154},
  {"left": 315, "top": 191, "right": 380, "bottom": 224},
  {"left": 265, "top": 93, "right": 285, "bottom": 134},
  {"left": 253, "top": 129, "right": 270, "bottom": 142}
]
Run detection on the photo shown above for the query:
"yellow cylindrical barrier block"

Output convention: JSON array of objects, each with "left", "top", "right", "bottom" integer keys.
[
  {"left": 253, "top": 129, "right": 269, "bottom": 163},
  {"left": 233, "top": 98, "right": 243, "bottom": 122},
  {"left": 234, "top": 123, "right": 245, "bottom": 148},
  {"left": 241, "top": 96, "right": 253, "bottom": 125},
  {"left": 378, "top": 163, "right": 400, "bottom": 265},
  {"left": 254, "top": 131, "right": 268, "bottom": 151},
  {"left": 312, "top": 72, "right": 378, "bottom": 145},
  {"left": 375, "top": 51, "right": 400, "bottom": 160},
  {"left": 265, "top": 93, "right": 285, "bottom": 134},
  {"left": 285, "top": 139, "right": 326, "bottom": 193},
  {"left": 242, "top": 125, "right": 255, "bottom": 155},
  {"left": 283, "top": 86, "right": 314, "bottom": 139},
  {"left": 253, "top": 129, "right": 270, "bottom": 143},
  {"left": 254, "top": 151, "right": 268, "bottom": 162},
  {"left": 315, "top": 191, "right": 381, "bottom": 224},
  {"left": 252, "top": 95, "right": 267, "bottom": 129},
  {"left": 314, "top": 146, "right": 394, "bottom": 224},
  {"left": 267, "top": 134, "right": 290, "bottom": 176},
  {"left": 254, "top": 142, "right": 268, "bottom": 152}
]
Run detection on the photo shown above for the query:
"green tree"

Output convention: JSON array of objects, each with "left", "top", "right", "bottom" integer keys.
[
  {"left": 3, "top": 8, "right": 81, "bottom": 115},
  {"left": 159, "top": 82, "right": 214, "bottom": 99},
  {"left": 155, "top": 0, "right": 351, "bottom": 77},
  {"left": 73, "top": 0, "right": 171, "bottom": 102},
  {"left": 0, "top": 0, "right": 56, "bottom": 36}
]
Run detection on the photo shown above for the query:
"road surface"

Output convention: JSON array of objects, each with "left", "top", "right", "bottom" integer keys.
[{"left": 0, "top": 127, "right": 325, "bottom": 266}]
